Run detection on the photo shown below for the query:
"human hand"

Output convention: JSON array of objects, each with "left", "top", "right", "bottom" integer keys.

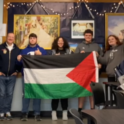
[
  {"left": 95, "top": 52, "right": 99, "bottom": 57},
  {"left": 11, "top": 72, "right": 17, "bottom": 76},
  {"left": 55, "top": 53, "right": 60, "bottom": 55},
  {"left": 17, "top": 55, "right": 22, "bottom": 62},
  {"left": 80, "top": 51, "right": 85, "bottom": 53},
  {"left": 98, "top": 64, "right": 102, "bottom": 69},
  {"left": 0, "top": 72, "right": 5, "bottom": 76},
  {"left": 35, "top": 48, "right": 42, "bottom": 55}
]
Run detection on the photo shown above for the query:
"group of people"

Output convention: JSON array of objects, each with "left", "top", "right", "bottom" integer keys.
[{"left": 0, "top": 29, "right": 123, "bottom": 121}]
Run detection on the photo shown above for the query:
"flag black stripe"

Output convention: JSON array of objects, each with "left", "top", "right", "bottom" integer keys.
[{"left": 22, "top": 53, "right": 91, "bottom": 69}]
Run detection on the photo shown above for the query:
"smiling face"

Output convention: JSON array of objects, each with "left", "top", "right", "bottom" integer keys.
[
  {"left": 29, "top": 37, "right": 37, "bottom": 45},
  {"left": 84, "top": 33, "right": 93, "bottom": 43},
  {"left": 108, "top": 36, "right": 118, "bottom": 46},
  {"left": 7, "top": 33, "right": 15, "bottom": 45},
  {"left": 57, "top": 38, "right": 64, "bottom": 48}
]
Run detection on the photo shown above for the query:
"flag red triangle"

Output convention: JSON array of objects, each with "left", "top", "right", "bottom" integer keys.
[{"left": 66, "top": 52, "right": 97, "bottom": 92}]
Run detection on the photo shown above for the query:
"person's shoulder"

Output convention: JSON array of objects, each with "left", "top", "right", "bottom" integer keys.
[
  {"left": 77, "top": 42, "right": 84, "bottom": 46},
  {"left": 0, "top": 42, "right": 5, "bottom": 48},
  {"left": 20, "top": 46, "right": 29, "bottom": 54},
  {"left": 92, "top": 42, "right": 100, "bottom": 47},
  {"left": 14, "top": 44, "right": 20, "bottom": 51},
  {"left": 38, "top": 45, "right": 45, "bottom": 50},
  {"left": 0, "top": 44, "right": 3, "bottom": 48}
]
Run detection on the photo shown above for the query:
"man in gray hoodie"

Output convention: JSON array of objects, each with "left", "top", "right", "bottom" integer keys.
[{"left": 75, "top": 29, "right": 103, "bottom": 112}]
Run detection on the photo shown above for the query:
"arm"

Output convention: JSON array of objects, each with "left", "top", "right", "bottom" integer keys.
[
  {"left": 98, "top": 45, "right": 103, "bottom": 56},
  {"left": 75, "top": 45, "right": 80, "bottom": 53},
  {"left": 39, "top": 47, "right": 47, "bottom": 55},
  {"left": 16, "top": 49, "right": 23, "bottom": 72},
  {"left": 98, "top": 52, "right": 108, "bottom": 65},
  {"left": 52, "top": 49, "right": 56, "bottom": 55}
]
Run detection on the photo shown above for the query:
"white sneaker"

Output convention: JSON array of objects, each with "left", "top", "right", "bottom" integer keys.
[
  {"left": 0, "top": 113, "right": 4, "bottom": 121},
  {"left": 52, "top": 111, "right": 58, "bottom": 121},
  {"left": 6, "top": 112, "right": 12, "bottom": 120},
  {"left": 62, "top": 110, "right": 68, "bottom": 121}
]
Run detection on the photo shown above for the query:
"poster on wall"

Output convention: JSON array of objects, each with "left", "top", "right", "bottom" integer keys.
[
  {"left": 14, "top": 15, "right": 60, "bottom": 49},
  {"left": 71, "top": 20, "right": 95, "bottom": 39},
  {"left": 105, "top": 13, "right": 124, "bottom": 47}
]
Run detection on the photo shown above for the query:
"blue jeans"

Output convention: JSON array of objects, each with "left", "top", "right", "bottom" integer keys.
[
  {"left": 0, "top": 76, "right": 16, "bottom": 113},
  {"left": 22, "top": 78, "right": 41, "bottom": 115}
]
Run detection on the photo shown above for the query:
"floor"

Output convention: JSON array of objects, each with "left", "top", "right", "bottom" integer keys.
[{"left": 0, "top": 118, "right": 88, "bottom": 124}]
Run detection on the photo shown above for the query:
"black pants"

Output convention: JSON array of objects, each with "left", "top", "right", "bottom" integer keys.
[{"left": 51, "top": 99, "right": 68, "bottom": 110}]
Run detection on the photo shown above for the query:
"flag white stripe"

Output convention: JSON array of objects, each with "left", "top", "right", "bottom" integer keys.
[
  {"left": 24, "top": 68, "right": 75, "bottom": 84},
  {"left": 93, "top": 51, "right": 99, "bottom": 83}
]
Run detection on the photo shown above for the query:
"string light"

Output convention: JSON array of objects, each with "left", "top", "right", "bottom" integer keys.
[{"left": 4, "top": 0, "right": 118, "bottom": 17}]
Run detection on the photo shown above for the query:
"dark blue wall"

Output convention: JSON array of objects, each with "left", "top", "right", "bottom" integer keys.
[{"left": 7, "top": 2, "right": 124, "bottom": 49}]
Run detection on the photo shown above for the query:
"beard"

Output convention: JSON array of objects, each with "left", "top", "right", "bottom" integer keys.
[{"left": 29, "top": 42, "right": 37, "bottom": 47}]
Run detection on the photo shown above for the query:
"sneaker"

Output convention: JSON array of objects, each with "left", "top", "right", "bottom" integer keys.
[
  {"left": 62, "top": 110, "right": 68, "bottom": 121},
  {"left": 52, "top": 111, "right": 58, "bottom": 121},
  {"left": 20, "top": 113, "right": 28, "bottom": 121},
  {"left": 35, "top": 115, "right": 41, "bottom": 121},
  {"left": 0, "top": 115, "right": 4, "bottom": 121},
  {"left": 6, "top": 113, "right": 12, "bottom": 121}
]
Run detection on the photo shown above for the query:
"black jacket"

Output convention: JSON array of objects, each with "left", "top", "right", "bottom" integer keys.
[{"left": 0, "top": 43, "right": 21, "bottom": 76}]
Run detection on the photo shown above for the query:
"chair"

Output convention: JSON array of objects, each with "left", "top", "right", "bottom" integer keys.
[
  {"left": 103, "top": 82, "right": 119, "bottom": 106},
  {"left": 113, "top": 90, "right": 124, "bottom": 109},
  {"left": 90, "top": 82, "right": 106, "bottom": 109},
  {"left": 90, "top": 82, "right": 119, "bottom": 109},
  {"left": 69, "top": 109, "right": 84, "bottom": 124}
]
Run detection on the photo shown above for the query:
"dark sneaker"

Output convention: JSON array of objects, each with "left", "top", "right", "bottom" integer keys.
[
  {"left": 6, "top": 114, "right": 12, "bottom": 121},
  {"left": 20, "top": 113, "right": 28, "bottom": 121},
  {"left": 35, "top": 115, "right": 41, "bottom": 121},
  {"left": 0, "top": 116, "right": 4, "bottom": 121}
]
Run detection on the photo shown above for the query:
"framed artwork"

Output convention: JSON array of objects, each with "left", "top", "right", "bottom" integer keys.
[
  {"left": 71, "top": 20, "right": 95, "bottom": 39},
  {"left": 105, "top": 13, "right": 124, "bottom": 48},
  {"left": 14, "top": 15, "right": 60, "bottom": 49}
]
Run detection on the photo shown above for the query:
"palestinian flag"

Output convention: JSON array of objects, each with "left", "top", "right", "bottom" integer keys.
[{"left": 22, "top": 52, "right": 98, "bottom": 99}]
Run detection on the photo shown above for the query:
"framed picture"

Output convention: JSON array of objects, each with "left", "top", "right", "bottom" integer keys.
[
  {"left": 105, "top": 13, "right": 124, "bottom": 48},
  {"left": 14, "top": 15, "right": 60, "bottom": 49},
  {"left": 71, "top": 20, "right": 95, "bottom": 39}
]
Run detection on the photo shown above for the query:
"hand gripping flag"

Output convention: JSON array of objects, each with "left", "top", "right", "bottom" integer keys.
[{"left": 22, "top": 52, "right": 98, "bottom": 99}]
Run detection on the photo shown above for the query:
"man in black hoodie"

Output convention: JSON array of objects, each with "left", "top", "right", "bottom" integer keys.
[{"left": 0, "top": 33, "right": 20, "bottom": 120}]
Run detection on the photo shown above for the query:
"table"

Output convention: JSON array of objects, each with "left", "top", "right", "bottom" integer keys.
[{"left": 82, "top": 110, "right": 124, "bottom": 124}]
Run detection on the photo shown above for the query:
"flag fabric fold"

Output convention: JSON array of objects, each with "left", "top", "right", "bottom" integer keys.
[{"left": 22, "top": 52, "right": 98, "bottom": 99}]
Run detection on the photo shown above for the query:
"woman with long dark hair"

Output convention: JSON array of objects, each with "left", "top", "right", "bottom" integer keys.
[
  {"left": 51, "top": 36, "right": 72, "bottom": 121},
  {"left": 98, "top": 35, "right": 124, "bottom": 81}
]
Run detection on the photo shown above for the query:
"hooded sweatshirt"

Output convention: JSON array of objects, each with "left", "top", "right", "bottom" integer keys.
[
  {"left": 20, "top": 44, "right": 47, "bottom": 75},
  {"left": 98, "top": 44, "right": 124, "bottom": 76},
  {"left": 75, "top": 41, "right": 103, "bottom": 56}
]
